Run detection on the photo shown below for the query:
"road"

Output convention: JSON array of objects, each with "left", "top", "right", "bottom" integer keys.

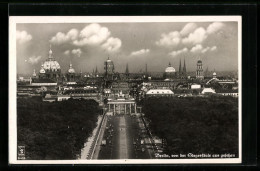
[
  {"left": 97, "top": 114, "right": 152, "bottom": 159},
  {"left": 118, "top": 116, "right": 128, "bottom": 158}
]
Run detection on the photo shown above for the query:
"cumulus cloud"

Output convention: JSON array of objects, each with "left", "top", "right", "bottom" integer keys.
[
  {"left": 71, "top": 48, "right": 82, "bottom": 57},
  {"left": 101, "top": 37, "right": 122, "bottom": 52},
  {"left": 50, "top": 24, "right": 122, "bottom": 53},
  {"left": 130, "top": 49, "right": 150, "bottom": 56},
  {"left": 73, "top": 24, "right": 111, "bottom": 46},
  {"left": 168, "top": 47, "right": 188, "bottom": 57},
  {"left": 182, "top": 27, "right": 208, "bottom": 45},
  {"left": 191, "top": 44, "right": 217, "bottom": 53},
  {"left": 64, "top": 50, "right": 70, "bottom": 56},
  {"left": 190, "top": 44, "right": 203, "bottom": 53},
  {"left": 206, "top": 22, "right": 225, "bottom": 34},
  {"left": 156, "top": 31, "right": 181, "bottom": 47},
  {"left": 16, "top": 30, "right": 32, "bottom": 44},
  {"left": 156, "top": 22, "right": 225, "bottom": 48},
  {"left": 201, "top": 47, "right": 210, "bottom": 53},
  {"left": 180, "top": 23, "right": 198, "bottom": 36},
  {"left": 211, "top": 46, "right": 217, "bottom": 51},
  {"left": 50, "top": 28, "right": 78, "bottom": 45},
  {"left": 27, "top": 56, "right": 41, "bottom": 64}
]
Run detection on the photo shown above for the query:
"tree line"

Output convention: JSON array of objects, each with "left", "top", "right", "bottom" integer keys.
[
  {"left": 17, "top": 97, "right": 101, "bottom": 160},
  {"left": 142, "top": 96, "right": 238, "bottom": 157}
]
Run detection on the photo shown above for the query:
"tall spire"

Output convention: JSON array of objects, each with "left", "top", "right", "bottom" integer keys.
[
  {"left": 145, "top": 63, "right": 148, "bottom": 74},
  {"left": 125, "top": 63, "right": 129, "bottom": 74},
  {"left": 179, "top": 58, "right": 182, "bottom": 74},
  {"left": 69, "top": 61, "right": 72, "bottom": 68},
  {"left": 183, "top": 58, "right": 186, "bottom": 74},
  {"left": 33, "top": 69, "right": 36, "bottom": 77},
  {"left": 95, "top": 66, "right": 98, "bottom": 74},
  {"left": 48, "top": 44, "right": 53, "bottom": 59}
]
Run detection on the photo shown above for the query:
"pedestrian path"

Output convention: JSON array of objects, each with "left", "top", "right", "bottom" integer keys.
[{"left": 79, "top": 115, "right": 102, "bottom": 159}]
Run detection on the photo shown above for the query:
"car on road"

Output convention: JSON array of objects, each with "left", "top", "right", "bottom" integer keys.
[{"left": 102, "top": 139, "right": 106, "bottom": 146}]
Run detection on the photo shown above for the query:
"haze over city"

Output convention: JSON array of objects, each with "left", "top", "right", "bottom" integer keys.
[{"left": 16, "top": 22, "right": 238, "bottom": 75}]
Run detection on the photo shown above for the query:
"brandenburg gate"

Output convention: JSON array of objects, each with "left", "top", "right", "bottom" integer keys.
[{"left": 107, "top": 99, "right": 137, "bottom": 115}]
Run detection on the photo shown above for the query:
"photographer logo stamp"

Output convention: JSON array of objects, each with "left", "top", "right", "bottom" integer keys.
[{"left": 17, "top": 146, "right": 25, "bottom": 160}]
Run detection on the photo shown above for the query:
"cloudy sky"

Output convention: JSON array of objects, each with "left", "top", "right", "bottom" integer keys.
[{"left": 16, "top": 22, "right": 238, "bottom": 74}]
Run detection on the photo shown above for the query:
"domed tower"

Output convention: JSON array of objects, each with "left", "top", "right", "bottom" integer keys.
[
  {"left": 164, "top": 62, "right": 176, "bottom": 79},
  {"left": 32, "top": 69, "right": 37, "bottom": 78},
  {"left": 66, "top": 62, "right": 76, "bottom": 82},
  {"left": 196, "top": 58, "right": 204, "bottom": 79},
  {"left": 42, "top": 45, "right": 61, "bottom": 80},
  {"left": 39, "top": 63, "right": 46, "bottom": 78},
  {"left": 104, "top": 56, "right": 115, "bottom": 80},
  {"left": 213, "top": 70, "right": 217, "bottom": 79}
]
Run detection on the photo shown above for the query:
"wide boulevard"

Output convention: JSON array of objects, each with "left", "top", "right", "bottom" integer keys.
[{"left": 95, "top": 114, "right": 154, "bottom": 159}]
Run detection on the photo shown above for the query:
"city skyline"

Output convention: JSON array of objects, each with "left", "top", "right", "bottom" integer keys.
[{"left": 17, "top": 22, "right": 238, "bottom": 74}]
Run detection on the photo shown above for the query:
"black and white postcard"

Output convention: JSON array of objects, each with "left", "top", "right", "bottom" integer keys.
[{"left": 9, "top": 16, "right": 241, "bottom": 164}]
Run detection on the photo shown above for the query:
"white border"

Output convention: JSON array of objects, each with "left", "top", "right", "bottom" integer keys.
[{"left": 9, "top": 16, "right": 242, "bottom": 164}]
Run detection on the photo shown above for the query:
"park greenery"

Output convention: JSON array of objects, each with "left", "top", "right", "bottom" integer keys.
[
  {"left": 17, "top": 97, "right": 101, "bottom": 160},
  {"left": 142, "top": 96, "right": 238, "bottom": 157}
]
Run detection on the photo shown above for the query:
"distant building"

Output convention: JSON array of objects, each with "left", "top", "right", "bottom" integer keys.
[
  {"left": 213, "top": 71, "right": 217, "bottom": 79},
  {"left": 66, "top": 62, "right": 76, "bottom": 82},
  {"left": 39, "top": 45, "right": 61, "bottom": 80},
  {"left": 191, "top": 84, "right": 201, "bottom": 89},
  {"left": 104, "top": 56, "right": 115, "bottom": 80},
  {"left": 146, "top": 89, "right": 174, "bottom": 97},
  {"left": 43, "top": 94, "right": 57, "bottom": 102},
  {"left": 201, "top": 88, "right": 215, "bottom": 94},
  {"left": 63, "top": 89, "right": 101, "bottom": 102},
  {"left": 196, "top": 59, "right": 204, "bottom": 79},
  {"left": 164, "top": 62, "right": 176, "bottom": 80},
  {"left": 103, "top": 88, "right": 112, "bottom": 97},
  {"left": 215, "top": 89, "right": 238, "bottom": 97},
  {"left": 31, "top": 78, "right": 57, "bottom": 86},
  {"left": 111, "top": 81, "right": 130, "bottom": 96},
  {"left": 32, "top": 69, "right": 37, "bottom": 78},
  {"left": 178, "top": 58, "right": 187, "bottom": 78}
]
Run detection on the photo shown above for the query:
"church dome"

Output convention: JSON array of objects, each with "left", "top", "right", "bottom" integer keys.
[
  {"left": 68, "top": 63, "right": 75, "bottom": 73},
  {"left": 43, "top": 45, "right": 61, "bottom": 71},
  {"left": 197, "top": 59, "right": 202, "bottom": 63},
  {"left": 43, "top": 60, "right": 61, "bottom": 71},
  {"left": 106, "top": 56, "right": 113, "bottom": 63},
  {"left": 213, "top": 72, "right": 217, "bottom": 76},
  {"left": 165, "top": 62, "right": 176, "bottom": 73}
]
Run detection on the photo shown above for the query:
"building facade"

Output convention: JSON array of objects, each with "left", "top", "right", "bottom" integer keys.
[
  {"left": 39, "top": 45, "right": 61, "bottom": 80},
  {"left": 196, "top": 59, "right": 204, "bottom": 79}
]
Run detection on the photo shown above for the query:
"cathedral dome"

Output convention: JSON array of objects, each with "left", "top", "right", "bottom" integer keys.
[
  {"left": 165, "top": 62, "right": 176, "bottom": 73},
  {"left": 43, "top": 60, "right": 61, "bottom": 71},
  {"left": 213, "top": 72, "right": 217, "bottom": 76},
  {"left": 43, "top": 45, "right": 61, "bottom": 71}
]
